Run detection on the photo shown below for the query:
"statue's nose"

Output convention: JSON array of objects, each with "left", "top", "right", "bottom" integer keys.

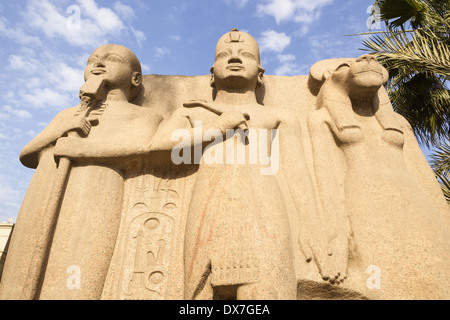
[
  {"left": 356, "top": 54, "right": 377, "bottom": 63},
  {"left": 228, "top": 57, "right": 242, "bottom": 64},
  {"left": 94, "top": 60, "right": 105, "bottom": 68}
]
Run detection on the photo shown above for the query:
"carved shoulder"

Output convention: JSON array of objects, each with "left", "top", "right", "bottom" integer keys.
[
  {"left": 394, "top": 113, "right": 413, "bottom": 131},
  {"left": 307, "top": 108, "right": 334, "bottom": 133}
]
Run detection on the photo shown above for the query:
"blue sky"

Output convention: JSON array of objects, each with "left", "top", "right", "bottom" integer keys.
[{"left": 0, "top": 0, "right": 389, "bottom": 222}]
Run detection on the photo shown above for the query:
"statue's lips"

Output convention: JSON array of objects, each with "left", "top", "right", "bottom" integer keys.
[
  {"left": 353, "top": 69, "right": 383, "bottom": 76},
  {"left": 227, "top": 64, "right": 244, "bottom": 71},
  {"left": 91, "top": 68, "right": 106, "bottom": 75}
]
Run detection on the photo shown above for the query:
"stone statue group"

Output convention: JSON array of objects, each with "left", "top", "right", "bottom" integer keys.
[{"left": 0, "top": 29, "right": 449, "bottom": 300}]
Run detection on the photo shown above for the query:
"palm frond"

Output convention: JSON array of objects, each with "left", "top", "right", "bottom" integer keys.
[
  {"left": 374, "top": 0, "right": 449, "bottom": 29},
  {"left": 436, "top": 172, "right": 450, "bottom": 203},
  {"left": 430, "top": 142, "right": 450, "bottom": 177},
  {"left": 362, "top": 29, "right": 450, "bottom": 77}
]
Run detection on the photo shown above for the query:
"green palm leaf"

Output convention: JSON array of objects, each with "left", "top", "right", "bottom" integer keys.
[{"left": 358, "top": 0, "right": 450, "bottom": 203}]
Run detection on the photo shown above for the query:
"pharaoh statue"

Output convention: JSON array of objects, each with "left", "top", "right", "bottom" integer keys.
[
  {"left": 306, "top": 55, "right": 450, "bottom": 299},
  {"left": 0, "top": 44, "right": 163, "bottom": 300},
  {"left": 146, "top": 29, "right": 327, "bottom": 299},
  {"left": 2, "top": 31, "right": 449, "bottom": 301}
]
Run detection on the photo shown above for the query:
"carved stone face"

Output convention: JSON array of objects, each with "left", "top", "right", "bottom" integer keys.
[
  {"left": 347, "top": 54, "right": 387, "bottom": 97},
  {"left": 211, "top": 31, "right": 263, "bottom": 90},
  {"left": 84, "top": 44, "right": 141, "bottom": 91}
]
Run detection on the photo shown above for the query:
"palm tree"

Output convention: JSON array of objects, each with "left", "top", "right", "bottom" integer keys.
[
  {"left": 362, "top": 0, "right": 450, "bottom": 203},
  {"left": 430, "top": 142, "right": 450, "bottom": 202}
]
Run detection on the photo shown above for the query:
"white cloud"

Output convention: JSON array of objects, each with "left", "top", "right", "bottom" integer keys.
[
  {"left": 22, "top": 0, "right": 145, "bottom": 48},
  {"left": 277, "top": 54, "right": 296, "bottom": 63},
  {"left": 223, "top": 0, "right": 250, "bottom": 8},
  {"left": 0, "top": 173, "right": 22, "bottom": 218},
  {"left": 79, "top": 0, "right": 125, "bottom": 31},
  {"left": 155, "top": 46, "right": 171, "bottom": 58},
  {"left": 114, "top": 1, "right": 136, "bottom": 21},
  {"left": 5, "top": 51, "right": 84, "bottom": 110},
  {"left": 274, "top": 54, "right": 308, "bottom": 76},
  {"left": 307, "top": 32, "right": 362, "bottom": 59},
  {"left": 256, "top": 0, "right": 334, "bottom": 34},
  {"left": 141, "top": 64, "right": 151, "bottom": 73},
  {"left": 7, "top": 55, "right": 39, "bottom": 73},
  {"left": 131, "top": 27, "right": 146, "bottom": 47},
  {"left": 259, "top": 30, "right": 291, "bottom": 53},
  {"left": 3, "top": 106, "right": 32, "bottom": 120},
  {"left": 0, "top": 18, "right": 42, "bottom": 47},
  {"left": 22, "top": 87, "right": 73, "bottom": 110}
]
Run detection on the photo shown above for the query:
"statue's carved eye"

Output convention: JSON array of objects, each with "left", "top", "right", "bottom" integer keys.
[
  {"left": 87, "top": 56, "right": 97, "bottom": 64},
  {"left": 216, "top": 52, "right": 229, "bottom": 59},
  {"left": 106, "top": 54, "right": 124, "bottom": 63},
  {"left": 241, "top": 52, "right": 255, "bottom": 59},
  {"left": 336, "top": 63, "right": 350, "bottom": 71}
]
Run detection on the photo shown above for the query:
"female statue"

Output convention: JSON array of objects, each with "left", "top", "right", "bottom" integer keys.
[{"left": 307, "top": 55, "right": 450, "bottom": 299}]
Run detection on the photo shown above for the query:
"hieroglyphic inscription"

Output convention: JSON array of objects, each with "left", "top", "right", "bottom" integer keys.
[{"left": 116, "top": 168, "right": 182, "bottom": 299}]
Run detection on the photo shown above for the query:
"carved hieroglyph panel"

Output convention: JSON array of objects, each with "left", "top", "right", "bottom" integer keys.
[
  {"left": 102, "top": 164, "right": 196, "bottom": 300},
  {"left": 120, "top": 211, "right": 174, "bottom": 299}
]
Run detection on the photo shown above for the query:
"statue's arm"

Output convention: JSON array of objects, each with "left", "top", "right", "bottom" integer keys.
[
  {"left": 398, "top": 114, "right": 450, "bottom": 221},
  {"left": 20, "top": 107, "right": 87, "bottom": 168},
  {"left": 147, "top": 109, "right": 196, "bottom": 151},
  {"left": 54, "top": 109, "right": 164, "bottom": 160},
  {"left": 305, "top": 109, "right": 353, "bottom": 283},
  {"left": 278, "top": 111, "right": 340, "bottom": 283},
  {"left": 148, "top": 107, "right": 248, "bottom": 151}
]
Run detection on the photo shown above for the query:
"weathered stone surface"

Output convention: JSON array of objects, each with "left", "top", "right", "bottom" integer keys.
[
  {"left": 0, "top": 30, "right": 448, "bottom": 300},
  {"left": 0, "top": 222, "right": 14, "bottom": 282}
]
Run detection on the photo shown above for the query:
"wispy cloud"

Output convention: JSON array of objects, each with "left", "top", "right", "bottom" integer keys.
[
  {"left": 0, "top": 17, "right": 42, "bottom": 47},
  {"left": 114, "top": 1, "right": 136, "bottom": 21},
  {"left": 274, "top": 54, "right": 308, "bottom": 76},
  {"left": 2, "top": 106, "right": 32, "bottom": 120},
  {"left": 154, "top": 46, "right": 171, "bottom": 58},
  {"left": 308, "top": 32, "right": 365, "bottom": 60},
  {"left": 19, "top": 0, "right": 145, "bottom": 48},
  {"left": 222, "top": 0, "right": 250, "bottom": 8},
  {"left": 5, "top": 50, "right": 85, "bottom": 110},
  {"left": 131, "top": 27, "right": 146, "bottom": 47},
  {"left": 24, "top": 0, "right": 122, "bottom": 47},
  {"left": 0, "top": 172, "right": 23, "bottom": 221},
  {"left": 256, "top": 0, "right": 334, "bottom": 35},
  {"left": 259, "top": 29, "right": 291, "bottom": 53}
]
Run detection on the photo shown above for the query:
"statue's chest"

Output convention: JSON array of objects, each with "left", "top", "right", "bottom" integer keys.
[
  {"left": 237, "top": 107, "right": 280, "bottom": 130},
  {"left": 86, "top": 114, "right": 139, "bottom": 140}
]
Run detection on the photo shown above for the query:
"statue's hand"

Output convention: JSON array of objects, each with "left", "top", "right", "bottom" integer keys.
[
  {"left": 328, "top": 223, "right": 355, "bottom": 284},
  {"left": 54, "top": 137, "right": 83, "bottom": 160},
  {"left": 65, "top": 113, "right": 92, "bottom": 137},
  {"left": 298, "top": 226, "right": 346, "bottom": 285},
  {"left": 183, "top": 100, "right": 250, "bottom": 132},
  {"left": 299, "top": 231, "right": 336, "bottom": 284},
  {"left": 219, "top": 110, "right": 249, "bottom": 132}
]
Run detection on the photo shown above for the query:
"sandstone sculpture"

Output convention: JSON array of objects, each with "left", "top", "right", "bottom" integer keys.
[
  {"left": 307, "top": 55, "right": 450, "bottom": 299},
  {"left": 0, "top": 44, "right": 163, "bottom": 300},
  {"left": 0, "top": 30, "right": 448, "bottom": 300},
  {"left": 145, "top": 29, "right": 325, "bottom": 299}
]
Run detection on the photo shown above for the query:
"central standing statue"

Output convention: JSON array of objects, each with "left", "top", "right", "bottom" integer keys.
[{"left": 148, "top": 29, "right": 329, "bottom": 299}]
